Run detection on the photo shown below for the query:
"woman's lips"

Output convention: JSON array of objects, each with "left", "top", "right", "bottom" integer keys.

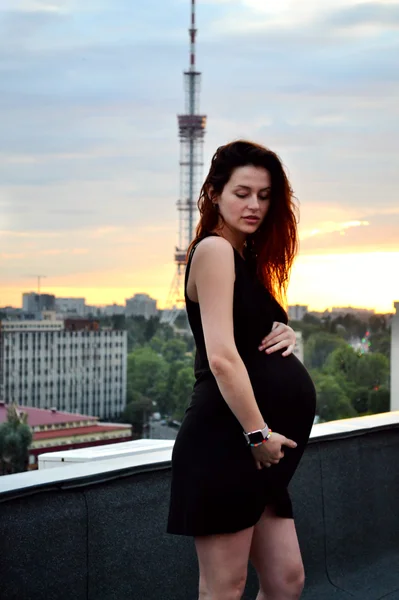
[{"left": 243, "top": 217, "right": 260, "bottom": 223}]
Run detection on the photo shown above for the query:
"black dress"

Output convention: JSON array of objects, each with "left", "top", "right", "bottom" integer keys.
[{"left": 167, "top": 234, "right": 316, "bottom": 536}]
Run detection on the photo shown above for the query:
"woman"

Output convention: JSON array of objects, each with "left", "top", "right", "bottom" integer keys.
[{"left": 167, "top": 140, "right": 316, "bottom": 600}]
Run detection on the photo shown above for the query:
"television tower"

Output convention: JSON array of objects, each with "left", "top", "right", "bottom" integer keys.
[{"left": 162, "top": 0, "right": 207, "bottom": 325}]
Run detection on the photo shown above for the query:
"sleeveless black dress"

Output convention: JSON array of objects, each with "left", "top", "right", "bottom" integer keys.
[{"left": 167, "top": 234, "right": 316, "bottom": 536}]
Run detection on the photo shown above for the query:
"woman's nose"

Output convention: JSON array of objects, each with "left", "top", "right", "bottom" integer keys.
[{"left": 248, "top": 195, "right": 260, "bottom": 209}]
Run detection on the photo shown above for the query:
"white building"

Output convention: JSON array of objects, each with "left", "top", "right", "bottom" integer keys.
[
  {"left": 0, "top": 319, "right": 127, "bottom": 420},
  {"left": 0, "top": 307, "right": 23, "bottom": 318},
  {"left": 3, "top": 317, "right": 63, "bottom": 332},
  {"left": 391, "top": 302, "right": 399, "bottom": 411},
  {"left": 293, "top": 331, "right": 304, "bottom": 363},
  {"left": 288, "top": 305, "right": 308, "bottom": 321},
  {"left": 55, "top": 298, "right": 86, "bottom": 316},
  {"left": 84, "top": 305, "right": 100, "bottom": 317},
  {"left": 125, "top": 294, "right": 158, "bottom": 319},
  {"left": 103, "top": 304, "right": 125, "bottom": 317},
  {"left": 22, "top": 293, "right": 56, "bottom": 314}
]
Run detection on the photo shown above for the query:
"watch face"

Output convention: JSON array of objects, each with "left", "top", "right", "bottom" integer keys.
[{"left": 249, "top": 431, "right": 264, "bottom": 445}]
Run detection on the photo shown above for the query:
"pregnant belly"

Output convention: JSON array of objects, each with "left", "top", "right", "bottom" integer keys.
[
  {"left": 246, "top": 351, "right": 316, "bottom": 436},
  {"left": 176, "top": 351, "right": 316, "bottom": 484}
]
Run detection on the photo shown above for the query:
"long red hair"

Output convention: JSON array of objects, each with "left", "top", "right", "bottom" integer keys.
[{"left": 187, "top": 140, "right": 299, "bottom": 306}]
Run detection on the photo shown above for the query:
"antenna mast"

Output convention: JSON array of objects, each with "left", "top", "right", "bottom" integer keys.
[
  {"left": 25, "top": 274, "right": 46, "bottom": 294},
  {"left": 36, "top": 275, "right": 46, "bottom": 295},
  {"left": 162, "top": 0, "right": 207, "bottom": 324},
  {"left": 178, "top": 0, "right": 207, "bottom": 250}
]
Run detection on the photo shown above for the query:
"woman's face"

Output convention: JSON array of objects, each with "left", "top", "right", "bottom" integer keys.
[{"left": 215, "top": 165, "right": 271, "bottom": 236}]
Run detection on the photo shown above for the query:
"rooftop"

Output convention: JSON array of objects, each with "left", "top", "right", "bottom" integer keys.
[
  {"left": 0, "top": 402, "right": 97, "bottom": 427},
  {"left": 33, "top": 423, "right": 131, "bottom": 441},
  {"left": 0, "top": 412, "right": 399, "bottom": 599}
]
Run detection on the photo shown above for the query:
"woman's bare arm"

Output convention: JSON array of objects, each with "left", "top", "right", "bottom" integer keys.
[{"left": 190, "top": 236, "right": 265, "bottom": 433}]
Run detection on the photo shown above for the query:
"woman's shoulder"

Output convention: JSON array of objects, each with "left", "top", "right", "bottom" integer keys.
[{"left": 191, "top": 234, "right": 235, "bottom": 264}]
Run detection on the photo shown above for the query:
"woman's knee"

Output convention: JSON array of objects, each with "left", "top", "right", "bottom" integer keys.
[
  {"left": 199, "top": 568, "right": 247, "bottom": 600},
  {"left": 288, "top": 563, "right": 305, "bottom": 597},
  {"left": 262, "top": 562, "right": 305, "bottom": 599}
]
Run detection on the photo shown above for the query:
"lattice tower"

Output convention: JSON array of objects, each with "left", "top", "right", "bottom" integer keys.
[{"left": 161, "top": 0, "right": 207, "bottom": 325}]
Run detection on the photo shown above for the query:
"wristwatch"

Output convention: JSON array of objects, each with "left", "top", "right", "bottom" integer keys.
[{"left": 243, "top": 424, "right": 270, "bottom": 445}]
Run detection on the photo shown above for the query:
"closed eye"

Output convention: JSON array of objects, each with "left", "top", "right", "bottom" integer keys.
[{"left": 236, "top": 193, "right": 270, "bottom": 200}]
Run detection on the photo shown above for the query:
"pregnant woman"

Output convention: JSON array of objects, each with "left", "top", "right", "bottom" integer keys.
[{"left": 167, "top": 140, "right": 316, "bottom": 600}]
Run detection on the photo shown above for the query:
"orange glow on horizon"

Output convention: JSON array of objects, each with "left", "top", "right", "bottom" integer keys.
[{"left": 1, "top": 250, "right": 398, "bottom": 314}]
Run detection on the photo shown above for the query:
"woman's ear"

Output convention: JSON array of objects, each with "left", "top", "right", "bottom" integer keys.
[{"left": 208, "top": 185, "right": 217, "bottom": 202}]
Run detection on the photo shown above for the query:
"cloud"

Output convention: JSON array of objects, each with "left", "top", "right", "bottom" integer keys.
[
  {"left": 322, "top": 2, "right": 399, "bottom": 29},
  {"left": 47, "top": 209, "right": 97, "bottom": 216},
  {"left": 0, "top": 229, "right": 63, "bottom": 238},
  {"left": 37, "top": 247, "right": 88, "bottom": 256},
  {"left": 1, "top": 0, "right": 67, "bottom": 13},
  {"left": 0, "top": 252, "right": 26, "bottom": 260},
  {"left": 301, "top": 220, "right": 370, "bottom": 240},
  {"left": 208, "top": 0, "right": 399, "bottom": 31},
  {"left": 299, "top": 211, "right": 399, "bottom": 253}
]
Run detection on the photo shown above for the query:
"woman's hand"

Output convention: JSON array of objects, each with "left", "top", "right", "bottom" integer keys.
[
  {"left": 251, "top": 432, "right": 297, "bottom": 470},
  {"left": 258, "top": 322, "right": 296, "bottom": 357}
]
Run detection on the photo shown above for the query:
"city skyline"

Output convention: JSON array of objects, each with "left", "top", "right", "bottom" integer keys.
[
  {"left": 1, "top": 0, "right": 398, "bottom": 313},
  {"left": 1, "top": 289, "right": 391, "bottom": 316}
]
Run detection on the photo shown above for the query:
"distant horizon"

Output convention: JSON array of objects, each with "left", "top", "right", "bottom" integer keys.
[{"left": 1, "top": 288, "right": 396, "bottom": 316}]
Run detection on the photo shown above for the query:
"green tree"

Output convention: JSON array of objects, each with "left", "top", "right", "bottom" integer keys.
[
  {"left": 315, "top": 374, "right": 357, "bottom": 423},
  {"left": 331, "top": 313, "right": 366, "bottom": 339},
  {"left": 162, "top": 360, "right": 184, "bottom": 416},
  {"left": 126, "top": 316, "right": 147, "bottom": 350},
  {"left": 126, "top": 346, "right": 168, "bottom": 407},
  {"left": 144, "top": 316, "right": 160, "bottom": 342},
  {"left": 148, "top": 335, "right": 164, "bottom": 354},
  {"left": 0, "top": 404, "right": 33, "bottom": 475},
  {"left": 353, "top": 352, "right": 389, "bottom": 390},
  {"left": 289, "top": 318, "right": 321, "bottom": 342},
  {"left": 111, "top": 314, "right": 126, "bottom": 331},
  {"left": 324, "top": 346, "right": 389, "bottom": 416},
  {"left": 325, "top": 345, "right": 359, "bottom": 378},
  {"left": 350, "top": 386, "right": 370, "bottom": 415},
  {"left": 368, "top": 314, "right": 388, "bottom": 334},
  {"left": 122, "top": 392, "right": 153, "bottom": 436},
  {"left": 157, "top": 322, "right": 176, "bottom": 342},
  {"left": 369, "top": 331, "right": 390, "bottom": 359},
  {"left": 172, "top": 366, "right": 195, "bottom": 421},
  {"left": 162, "top": 338, "right": 188, "bottom": 363},
  {"left": 368, "top": 386, "right": 390, "bottom": 414},
  {"left": 305, "top": 332, "right": 347, "bottom": 369},
  {"left": 158, "top": 339, "right": 193, "bottom": 416},
  {"left": 185, "top": 335, "right": 195, "bottom": 353},
  {"left": 174, "top": 312, "right": 189, "bottom": 330},
  {"left": 303, "top": 313, "right": 321, "bottom": 326}
]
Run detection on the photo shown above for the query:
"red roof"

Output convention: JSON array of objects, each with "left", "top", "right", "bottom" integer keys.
[
  {"left": 0, "top": 402, "right": 98, "bottom": 427},
  {"left": 34, "top": 424, "right": 131, "bottom": 441}
]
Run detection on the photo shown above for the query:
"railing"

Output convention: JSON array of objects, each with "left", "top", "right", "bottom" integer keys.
[{"left": 1, "top": 413, "right": 399, "bottom": 600}]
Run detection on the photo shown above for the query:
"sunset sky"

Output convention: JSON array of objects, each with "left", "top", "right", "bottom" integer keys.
[{"left": 1, "top": 0, "right": 398, "bottom": 313}]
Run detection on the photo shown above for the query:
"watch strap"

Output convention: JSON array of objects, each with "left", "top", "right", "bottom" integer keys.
[{"left": 243, "top": 424, "right": 269, "bottom": 445}]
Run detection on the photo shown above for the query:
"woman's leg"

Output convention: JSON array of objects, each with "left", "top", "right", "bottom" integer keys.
[
  {"left": 250, "top": 505, "right": 305, "bottom": 600},
  {"left": 195, "top": 526, "right": 254, "bottom": 600}
]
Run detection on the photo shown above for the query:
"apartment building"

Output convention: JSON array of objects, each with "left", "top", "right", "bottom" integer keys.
[
  {"left": 125, "top": 294, "right": 157, "bottom": 319},
  {"left": 0, "top": 318, "right": 127, "bottom": 420}
]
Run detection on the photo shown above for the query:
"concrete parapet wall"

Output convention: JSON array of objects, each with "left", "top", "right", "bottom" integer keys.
[{"left": 0, "top": 421, "right": 399, "bottom": 599}]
